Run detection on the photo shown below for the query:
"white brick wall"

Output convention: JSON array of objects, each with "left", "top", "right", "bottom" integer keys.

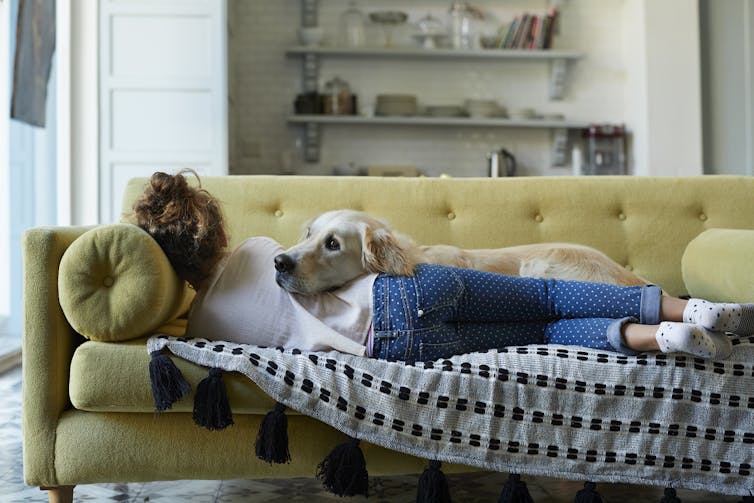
[{"left": 228, "top": 0, "right": 629, "bottom": 177}]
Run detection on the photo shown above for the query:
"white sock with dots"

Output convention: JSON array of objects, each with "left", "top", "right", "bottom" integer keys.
[
  {"left": 655, "top": 322, "right": 733, "bottom": 360},
  {"left": 683, "top": 299, "right": 754, "bottom": 335}
]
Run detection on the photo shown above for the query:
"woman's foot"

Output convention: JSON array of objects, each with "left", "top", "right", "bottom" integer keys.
[
  {"left": 683, "top": 299, "right": 754, "bottom": 335},
  {"left": 655, "top": 322, "right": 733, "bottom": 360}
]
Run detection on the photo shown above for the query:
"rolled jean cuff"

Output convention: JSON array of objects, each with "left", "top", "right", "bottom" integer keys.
[
  {"left": 640, "top": 285, "right": 662, "bottom": 325},
  {"left": 607, "top": 317, "right": 642, "bottom": 356}
]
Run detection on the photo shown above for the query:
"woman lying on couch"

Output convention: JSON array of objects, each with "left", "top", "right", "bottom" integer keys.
[{"left": 132, "top": 170, "right": 753, "bottom": 362}]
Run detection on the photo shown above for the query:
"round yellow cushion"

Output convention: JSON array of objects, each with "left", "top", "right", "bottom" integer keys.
[
  {"left": 682, "top": 228, "right": 754, "bottom": 303},
  {"left": 58, "top": 224, "right": 194, "bottom": 342}
]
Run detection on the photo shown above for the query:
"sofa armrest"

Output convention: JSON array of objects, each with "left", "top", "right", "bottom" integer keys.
[
  {"left": 22, "top": 226, "right": 93, "bottom": 487},
  {"left": 682, "top": 228, "right": 754, "bottom": 302}
]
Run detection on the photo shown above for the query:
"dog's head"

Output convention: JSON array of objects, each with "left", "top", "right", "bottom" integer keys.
[{"left": 274, "top": 209, "right": 417, "bottom": 295}]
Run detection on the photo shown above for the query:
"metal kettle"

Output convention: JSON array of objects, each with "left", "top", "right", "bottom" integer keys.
[{"left": 487, "top": 148, "right": 516, "bottom": 177}]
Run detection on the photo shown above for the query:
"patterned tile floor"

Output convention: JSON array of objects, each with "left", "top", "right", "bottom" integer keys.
[{"left": 1, "top": 365, "right": 745, "bottom": 502}]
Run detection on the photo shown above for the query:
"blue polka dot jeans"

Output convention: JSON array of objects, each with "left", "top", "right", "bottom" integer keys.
[{"left": 371, "top": 263, "right": 662, "bottom": 362}]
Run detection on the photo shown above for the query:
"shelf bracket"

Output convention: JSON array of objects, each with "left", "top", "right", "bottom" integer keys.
[
  {"left": 303, "top": 121, "right": 320, "bottom": 162},
  {"left": 301, "top": 0, "right": 318, "bottom": 27},
  {"left": 303, "top": 52, "right": 319, "bottom": 92},
  {"left": 298, "top": 0, "right": 321, "bottom": 163},
  {"left": 549, "top": 58, "right": 568, "bottom": 100},
  {"left": 300, "top": 53, "right": 320, "bottom": 162},
  {"left": 551, "top": 127, "right": 569, "bottom": 166}
]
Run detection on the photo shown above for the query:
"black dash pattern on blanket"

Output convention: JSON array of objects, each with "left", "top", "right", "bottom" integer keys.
[{"left": 147, "top": 334, "right": 754, "bottom": 497}]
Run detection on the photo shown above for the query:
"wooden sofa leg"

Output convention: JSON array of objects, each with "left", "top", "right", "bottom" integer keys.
[{"left": 41, "top": 485, "right": 75, "bottom": 503}]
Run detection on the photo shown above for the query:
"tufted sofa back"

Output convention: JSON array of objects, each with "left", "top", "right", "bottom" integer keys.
[{"left": 123, "top": 175, "right": 754, "bottom": 296}]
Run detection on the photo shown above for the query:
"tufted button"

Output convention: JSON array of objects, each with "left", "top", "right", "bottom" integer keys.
[
  {"left": 618, "top": 212, "right": 626, "bottom": 221},
  {"left": 102, "top": 276, "right": 114, "bottom": 287},
  {"left": 447, "top": 212, "right": 456, "bottom": 220},
  {"left": 625, "top": 265, "right": 634, "bottom": 272},
  {"left": 274, "top": 209, "right": 284, "bottom": 218},
  {"left": 699, "top": 213, "right": 707, "bottom": 221},
  {"left": 534, "top": 214, "right": 543, "bottom": 223}
]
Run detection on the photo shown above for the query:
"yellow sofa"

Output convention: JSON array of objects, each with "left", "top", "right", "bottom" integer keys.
[{"left": 23, "top": 175, "right": 754, "bottom": 502}]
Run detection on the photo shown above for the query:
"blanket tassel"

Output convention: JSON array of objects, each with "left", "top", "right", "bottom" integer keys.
[
  {"left": 192, "top": 368, "right": 234, "bottom": 430},
  {"left": 574, "top": 481, "right": 602, "bottom": 503},
  {"left": 416, "top": 460, "right": 452, "bottom": 503},
  {"left": 255, "top": 402, "right": 291, "bottom": 464},
  {"left": 149, "top": 350, "right": 191, "bottom": 412},
  {"left": 316, "top": 436, "right": 369, "bottom": 497},
  {"left": 498, "top": 474, "right": 534, "bottom": 503},
  {"left": 659, "top": 488, "right": 681, "bottom": 502}
]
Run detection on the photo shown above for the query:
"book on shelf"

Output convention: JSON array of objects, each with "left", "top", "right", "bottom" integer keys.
[
  {"left": 498, "top": 7, "right": 559, "bottom": 50},
  {"left": 517, "top": 14, "right": 534, "bottom": 48},
  {"left": 543, "top": 7, "right": 559, "bottom": 49},
  {"left": 499, "top": 16, "right": 518, "bottom": 48},
  {"left": 527, "top": 16, "right": 540, "bottom": 49}
]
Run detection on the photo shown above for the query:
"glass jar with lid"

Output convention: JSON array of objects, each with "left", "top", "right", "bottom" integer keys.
[
  {"left": 323, "top": 76, "right": 355, "bottom": 115},
  {"left": 448, "top": 0, "right": 484, "bottom": 49},
  {"left": 339, "top": 0, "right": 366, "bottom": 48},
  {"left": 448, "top": 1, "right": 476, "bottom": 49}
]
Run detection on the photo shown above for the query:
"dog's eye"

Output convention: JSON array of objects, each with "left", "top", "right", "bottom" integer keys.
[{"left": 325, "top": 236, "right": 340, "bottom": 251}]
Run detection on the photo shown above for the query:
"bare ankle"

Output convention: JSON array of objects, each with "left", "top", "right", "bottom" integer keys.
[
  {"left": 659, "top": 296, "right": 688, "bottom": 322},
  {"left": 622, "top": 323, "right": 660, "bottom": 351}
]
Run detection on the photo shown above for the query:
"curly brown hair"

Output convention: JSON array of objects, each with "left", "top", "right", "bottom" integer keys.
[{"left": 132, "top": 169, "right": 228, "bottom": 290}]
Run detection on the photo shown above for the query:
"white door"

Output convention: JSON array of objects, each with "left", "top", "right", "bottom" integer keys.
[{"left": 99, "top": 0, "right": 228, "bottom": 222}]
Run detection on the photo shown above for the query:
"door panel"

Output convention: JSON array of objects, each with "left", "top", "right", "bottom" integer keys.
[{"left": 99, "top": 0, "right": 228, "bottom": 223}]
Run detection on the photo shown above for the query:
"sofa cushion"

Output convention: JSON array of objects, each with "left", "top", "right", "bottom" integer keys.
[
  {"left": 682, "top": 227, "right": 754, "bottom": 302},
  {"left": 69, "top": 324, "right": 285, "bottom": 414},
  {"left": 58, "top": 223, "right": 194, "bottom": 342}
]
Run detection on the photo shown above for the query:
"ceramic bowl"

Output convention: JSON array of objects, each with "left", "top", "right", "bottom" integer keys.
[{"left": 298, "top": 26, "right": 324, "bottom": 46}]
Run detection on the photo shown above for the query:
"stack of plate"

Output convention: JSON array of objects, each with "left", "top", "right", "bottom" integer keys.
[
  {"left": 424, "top": 105, "right": 467, "bottom": 117},
  {"left": 375, "top": 94, "right": 418, "bottom": 116},
  {"left": 464, "top": 99, "right": 508, "bottom": 118}
]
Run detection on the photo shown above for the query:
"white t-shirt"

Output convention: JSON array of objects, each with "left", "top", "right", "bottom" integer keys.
[{"left": 186, "top": 237, "right": 376, "bottom": 356}]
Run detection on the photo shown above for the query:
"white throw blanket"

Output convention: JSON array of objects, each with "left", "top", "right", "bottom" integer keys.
[{"left": 147, "top": 334, "right": 754, "bottom": 497}]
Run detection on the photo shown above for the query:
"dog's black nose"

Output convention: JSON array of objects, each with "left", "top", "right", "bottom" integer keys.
[{"left": 274, "top": 254, "right": 295, "bottom": 273}]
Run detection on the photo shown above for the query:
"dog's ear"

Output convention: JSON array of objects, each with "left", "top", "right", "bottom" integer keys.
[
  {"left": 297, "top": 216, "right": 316, "bottom": 243},
  {"left": 360, "top": 223, "right": 417, "bottom": 276}
]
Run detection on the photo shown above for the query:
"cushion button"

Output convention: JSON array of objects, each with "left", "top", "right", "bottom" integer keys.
[
  {"left": 447, "top": 212, "right": 456, "bottom": 220},
  {"left": 102, "top": 276, "right": 114, "bottom": 287},
  {"left": 535, "top": 214, "right": 543, "bottom": 223},
  {"left": 699, "top": 213, "right": 707, "bottom": 221},
  {"left": 618, "top": 212, "right": 626, "bottom": 221},
  {"left": 274, "top": 209, "right": 284, "bottom": 217}
]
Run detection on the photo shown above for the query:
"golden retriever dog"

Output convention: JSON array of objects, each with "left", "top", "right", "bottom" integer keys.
[{"left": 273, "top": 209, "right": 650, "bottom": 295}]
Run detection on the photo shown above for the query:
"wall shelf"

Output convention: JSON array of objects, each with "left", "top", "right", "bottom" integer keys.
[
  {"left": 288, "top": 114, "right": 589, "bottom": 129},
  {"left": 287, "top": 46, "right": 581, "bottom": 101},
  {"left": 288, "top": 115, "right": 582, "bottom": 166},
  {"left": 285, "top": 46, "right": 585, "bottom": 61}
]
